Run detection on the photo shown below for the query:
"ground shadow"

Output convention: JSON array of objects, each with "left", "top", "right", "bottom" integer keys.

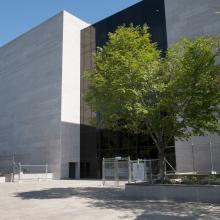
[
  {"left": 15, "top": 187, "right": 220, "bottom": 219},
  {"left": 135, "top": 214, "right": 196, "bottom": 220}
]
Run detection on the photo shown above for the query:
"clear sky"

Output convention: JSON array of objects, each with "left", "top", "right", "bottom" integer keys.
[{"left": 0, "top": 0, "right": 141, "bottom": 46}]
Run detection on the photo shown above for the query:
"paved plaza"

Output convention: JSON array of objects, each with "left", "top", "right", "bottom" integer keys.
[{"left": 0, "top": 180, "right": 220, "bottom": 220}]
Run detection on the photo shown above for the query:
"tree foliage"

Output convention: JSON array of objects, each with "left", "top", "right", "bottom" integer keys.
[{"left": 85, "top": 25, "right": 220, "bottom": 174}]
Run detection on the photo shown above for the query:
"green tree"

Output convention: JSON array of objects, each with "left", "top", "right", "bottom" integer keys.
[{"left": 85, "top": 25, "right": 220, "bottom": 179}]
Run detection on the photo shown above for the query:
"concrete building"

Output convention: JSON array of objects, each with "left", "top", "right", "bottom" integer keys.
[
  {"left": 0, "top": 0, "right": 220, "bottom": 179},
  {"left": 0, "top": 11, "right": 89, "bottom": 179}
]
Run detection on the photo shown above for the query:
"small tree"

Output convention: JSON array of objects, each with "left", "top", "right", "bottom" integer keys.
[{"left": 85, "top": 25, "right": 220, "bottom": 179}]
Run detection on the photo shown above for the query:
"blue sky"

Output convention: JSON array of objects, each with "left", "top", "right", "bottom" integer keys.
[{"left": 0, "top": 0, "right": 141, "bottom": 46}]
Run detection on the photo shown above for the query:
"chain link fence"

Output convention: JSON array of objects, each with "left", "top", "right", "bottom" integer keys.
[
  {"left": 130, "top": 159, "right": 161, "bottom": 183},
  {"left": 102, "top": 157, "right": 174, "bottom": 186},
  {"left": 0, "top": 154, "right": 52, "bottom": 182},
  {"left": 13, "top": 163, "right": 50, "bottom": 182},
  {"left": 102, "top": 157, "right": 129, "bottom": 187}
]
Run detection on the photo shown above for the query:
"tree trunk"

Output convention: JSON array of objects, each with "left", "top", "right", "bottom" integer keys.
[
  {"left": 158, "top": 144, "right": 165, "bottom": 182},
  {"left": 148, "top": 131, "right": 166, "bottom": 182}
]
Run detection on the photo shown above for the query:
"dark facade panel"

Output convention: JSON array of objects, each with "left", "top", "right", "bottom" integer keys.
[
  {"left": 93, "top": 0, "right": 167, "bottom": 51},
  {"left": 80, "top": 0, "right": 174, "bottom": 178}
]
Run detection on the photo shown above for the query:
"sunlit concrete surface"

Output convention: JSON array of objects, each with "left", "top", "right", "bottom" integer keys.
[{"left": 0, "top": 180, "right": 220, "bottom": 220}]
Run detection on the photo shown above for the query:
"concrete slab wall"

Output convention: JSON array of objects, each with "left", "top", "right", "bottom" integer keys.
[
  {"left": 125, "top": 183, "right": 220, "bottom": 204},
  {"left": 165, "top": 0, "right": 220, "bottom": 173},
  {"left": 0, "top": 12, "right": 64, "bottom": 179}
]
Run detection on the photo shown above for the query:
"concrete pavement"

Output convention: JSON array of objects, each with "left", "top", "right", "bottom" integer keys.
[{"left": 0, "top": 180, "right": 220, "bottom": 220}]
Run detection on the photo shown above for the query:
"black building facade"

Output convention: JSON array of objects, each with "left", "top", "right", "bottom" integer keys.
[{"left": 80, "top": 0, "right": 175, "bottom": 178}]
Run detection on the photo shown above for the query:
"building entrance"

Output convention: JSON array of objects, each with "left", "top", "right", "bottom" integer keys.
[{"left": 69, "top": 162, "right": 76, "bottom": 179}]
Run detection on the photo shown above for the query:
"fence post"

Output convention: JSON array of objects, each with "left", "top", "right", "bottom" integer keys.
[
  {"left": 18, "top": 162, "right": 21, "bottom": 182},
  {"left": 102, "top": 158, "right": 105, "bottom": 186},
  {"left": 191, "top": 142, "right": 196, "bottom": 173},
  {"left": 45, "top": 164, "right": 48, "bottom": 173},
  {"left": 114, "top": 158, "right": 119, "bottom": 187},
  {"left": 12, "top": 162, "right": 15, "bottom": 183},
  {"left": 150, "top": 160, "right": 152, "bottom": 184},
  {"left": 12, "top": 153, "right": 15, "bottom": 182},
  {"left": 209, "top": 141, "right": 214, "bottom": 173},
  {"left": 128, "top": 156, "right": 131, "bottom": 183},
  {"left": 45, "top": 164, "right": 48, "bottom": 180},
  {"left": 144, "top": 159, "right": 147, "bottom": 182}
]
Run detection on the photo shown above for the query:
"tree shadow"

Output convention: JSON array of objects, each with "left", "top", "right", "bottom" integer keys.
[
  {"left": 15, "top": 187, "right": 220, "bottom": 219},
  {"left": 15, "top": 187, "right": 125, "bottom": 200},
  {"left": 135, "top": 214, "right": 196, "bottom": 220}
]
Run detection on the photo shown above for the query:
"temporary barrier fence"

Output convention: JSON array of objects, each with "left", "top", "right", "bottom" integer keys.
[{"left": 102, "top": 157, "right": 174, "bottom": 186}]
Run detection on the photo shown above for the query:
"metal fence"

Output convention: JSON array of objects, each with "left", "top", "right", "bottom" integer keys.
[
  {"left": 18, "top": 163, "right": 48, "bottom": 174},
  {"left": 175, "top": 140, "right": 220, "bottom": 174},
  {"left": 102, "top": 157, "right": 174, "bottom": 186},
  {"left": 0, "top": 154, "right": 52, "bottom": 182},
  {"left": 130, "top": 159, "right": 161, "bottom": 183},
  {"left": 102, "top": 157, "right": 129, "bottom": 186},
  {"left": 13, "top": 163, "right": 50, "bottom": 182}
]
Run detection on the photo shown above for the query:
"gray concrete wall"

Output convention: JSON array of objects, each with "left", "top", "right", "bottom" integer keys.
[
  {"left": 174, "top": 135, "right": 220, "bottom": 173},
  {"left": 165, "top": 0, "right": 220, "bottom": 44},
  {"left": 125, "top": 183, "right": 220, "bottom": 204},
  {"left": 0, "top": 13, "right": 64, "bottom": 178},
  {"left": 165, "top": 0, "right": 220, "bottom": 173}
]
